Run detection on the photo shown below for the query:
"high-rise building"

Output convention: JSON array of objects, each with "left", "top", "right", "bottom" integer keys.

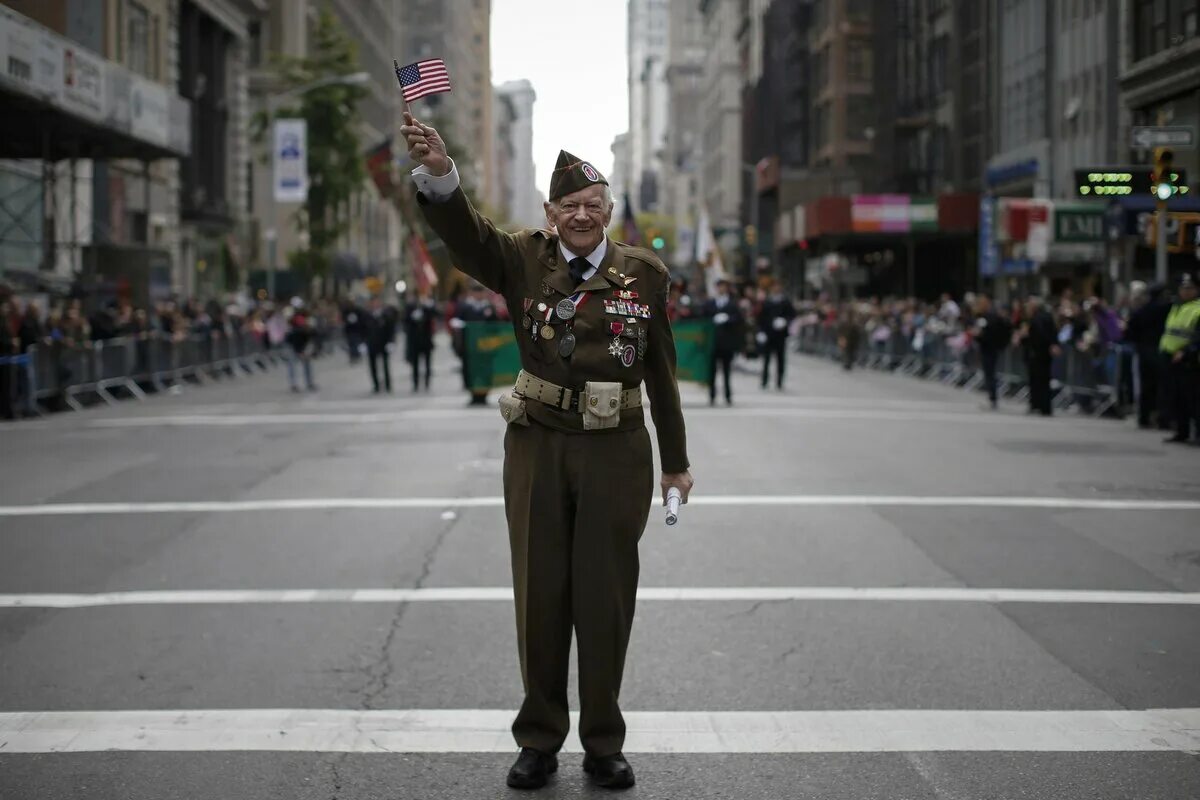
[
  {"left": 985, "top": 0, "right": 1052, "bottom": 198},
  {"left": 1121, "top": 0, "right": 1200, "bottom": 194},
  {"left": 493, "top": 79, "right": 541, "bottom": 228},
  {"left": 807, "top": 0, "right": 877, "bottom": 182},
  {"left": 610, "top": 132, "right": 632, "bottom": 210},
  {"left": 248, "top": 0, "right": 405, "bottom": 293},
  {"left": 627, "top": 0, "right": 669, "bottom": 212},
  {"left": 398, "top": 0, "right": 492, "bottom": 204},
  {"left": 1048, "top": 1, "right": 1121, "bottom": 198},
  {"left": 663, "top": 0, "right": 706, "bottom": 265},
  {"left": 0, "top": 0, "right": 213, "bottom": 298},
  {"left": 699, "top": 0, "right": 742, "bottom": 232}
]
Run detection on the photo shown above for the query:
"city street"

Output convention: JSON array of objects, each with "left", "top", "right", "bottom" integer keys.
[{"left": 1, "top": 347, "right": 1199, "bottom": 799}]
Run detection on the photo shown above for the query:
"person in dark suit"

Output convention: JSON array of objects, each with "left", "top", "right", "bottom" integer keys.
[
  {"left": 404, "top": 290, "right": 438, "bottom": 392},
  {"left": 342, "top": 300, "right": 367, "bottom": 364},
  {"left": 757, "top": 279, "right": 796, "bottom": 390},
  {"left": 1124, "top": 282, "right": 1171, "bottom": 428},
  {"left": 364, "top": 297, "right": 398, "bottom": 394},
  {"left": 702, "top": 278, "right": 743, "bottom": 405},
  {"left": 1018, "top": 296, "right": 1059, "bottom": 416},
  {"left": 972, "top": 294, "right": 1011, "bottom": 410}
]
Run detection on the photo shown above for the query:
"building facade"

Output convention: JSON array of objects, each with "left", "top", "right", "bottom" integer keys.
[
  {"left": 0, "top": 0, "right": 195, "bottom": 302},
  {"left": 177, "top": 0, "right": 267, "bottom": 299},
  {"left": 699, "top": 0, "right": 742, "bottom": 232},
  {"left": 398, "top": 0, "right": 492, "bottom": 204},
  {"left": 248, "top": 0, "right": 406, "bottom": 296},
  {"left": 627, "top": 0, "right": 669, "bottom": 212},
  {"left": 493, "top": 79, "right": 541, "bottom": 228},
  {"left": 663, "top": 0, "right": 706, "bottom": 266}
]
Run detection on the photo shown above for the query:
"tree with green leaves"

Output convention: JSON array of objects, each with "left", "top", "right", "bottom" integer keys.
[{"left": 252, "top": 4, "right": 366, "bottom": 294}]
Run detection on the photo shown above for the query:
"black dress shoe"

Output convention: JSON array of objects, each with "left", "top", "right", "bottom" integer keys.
[
  {"left": 583, "top": 752, "right": 635, "bottom": 789},
  {"left": 506, "top": 748, "right": 557, "bottom": 790}
]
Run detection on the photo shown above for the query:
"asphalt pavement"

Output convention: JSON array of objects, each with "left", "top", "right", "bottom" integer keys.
[{"left": 1, "top": 342, "right": 1199, "bottom": 800}]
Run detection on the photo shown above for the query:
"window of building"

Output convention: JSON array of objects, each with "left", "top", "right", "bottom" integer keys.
[
  {"left": 125, "top": 1, "right": 152, "bottom": 78},
  {"left": 847, "top": 39, "right": 872, "bottom": 82},
  {"left": 847, "top": 95, "right": 874, "bottom": 140},
  {"left": 248, "top": 20, "right": 264, "bottom": 67}
]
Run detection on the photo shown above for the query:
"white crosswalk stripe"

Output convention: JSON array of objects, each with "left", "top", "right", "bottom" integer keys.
[{"left": 3, "top": 708, "right": 1198, "bottom": 754}]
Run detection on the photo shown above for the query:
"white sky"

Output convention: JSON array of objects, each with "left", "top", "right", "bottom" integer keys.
[{"left": 490, "top": 0, "right": 629, "bottom": 196}]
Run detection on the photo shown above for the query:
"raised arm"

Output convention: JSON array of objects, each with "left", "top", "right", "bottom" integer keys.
[{"left": 401, "top": 112, "right": 522, "bottom": 295}]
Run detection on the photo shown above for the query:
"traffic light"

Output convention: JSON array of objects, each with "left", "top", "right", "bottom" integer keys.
[
  {"left": 651, "top": 235, "right": 665, "bottom": 250},
  {"left": 1151, "top": 149, "right": 1188, "bottom": 200}
]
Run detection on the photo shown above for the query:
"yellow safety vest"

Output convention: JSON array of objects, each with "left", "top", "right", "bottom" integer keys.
[{"left": 1160, "top": 299, "right": 1200, "bottom": 355}]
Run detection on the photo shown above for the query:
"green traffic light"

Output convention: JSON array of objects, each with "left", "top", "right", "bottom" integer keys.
[{"left": 652, "top": 237, "right": 665, "bottom": 249}]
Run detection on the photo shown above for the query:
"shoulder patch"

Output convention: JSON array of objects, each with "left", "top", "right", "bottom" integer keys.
[{"left": 621, "top": 245, "right": 669, "bottom": 274}]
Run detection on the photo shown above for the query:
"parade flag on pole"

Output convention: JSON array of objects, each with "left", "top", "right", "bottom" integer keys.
[
  {"left": 394, "top": 59, "right": 452, "bottom": 103},
  {"left": 622, "top": 193, "right": 641, "bottom": 245},
  {"left": 696, "top": 204, "right": 727, "bottom": 295}
]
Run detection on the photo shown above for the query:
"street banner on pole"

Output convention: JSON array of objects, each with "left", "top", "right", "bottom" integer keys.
[{"left": 273, "top": 118, "right": 308, "bottom": 203}]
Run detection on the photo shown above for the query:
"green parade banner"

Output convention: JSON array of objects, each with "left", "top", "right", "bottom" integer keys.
[{"left": 463, "top": 319, "right": 715, "bottom": 391}]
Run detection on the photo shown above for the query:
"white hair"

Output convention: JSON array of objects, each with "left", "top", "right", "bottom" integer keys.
[{"left": 548, "top": 185, "right": 615, "bottom": 212}]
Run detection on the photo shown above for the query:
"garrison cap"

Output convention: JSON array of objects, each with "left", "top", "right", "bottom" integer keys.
[{"left": 548, "top": 150, "right": 608, "bottom": 201}]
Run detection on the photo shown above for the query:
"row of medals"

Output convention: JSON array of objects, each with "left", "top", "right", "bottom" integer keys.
[{"left": 523, "top": 296, "right": 579, "bottom": 358}]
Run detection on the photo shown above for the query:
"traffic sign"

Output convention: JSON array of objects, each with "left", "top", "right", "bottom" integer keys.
[{"left": 1131, "top": 126, "right": 1195, "bottom": 150}]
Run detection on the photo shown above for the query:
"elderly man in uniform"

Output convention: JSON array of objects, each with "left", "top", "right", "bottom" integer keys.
[{"left": 402, "top": 112, "right": 694, "bottom": 790}]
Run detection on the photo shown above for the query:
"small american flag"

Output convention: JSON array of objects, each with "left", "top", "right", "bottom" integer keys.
[{"left": 394, "top": 58, "right": 452, "bottom": 103}]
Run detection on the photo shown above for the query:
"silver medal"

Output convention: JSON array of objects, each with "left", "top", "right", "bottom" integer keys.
[{"left": 555, "top": 298, "right": 576, "bottom": 321}]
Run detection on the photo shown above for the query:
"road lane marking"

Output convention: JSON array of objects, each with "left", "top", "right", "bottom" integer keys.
[
  {"left": 3, "top": 587, "right": 1198, "bottom": 608},
  {"left": 78, "top": 407, "right": 1056, "bottom": 428},
  {"left": 2, "top": 495, "right": 1197, "bottom": 516},
  {"left": 1, "top": 708, "right": 1197, "bottom": 754}
]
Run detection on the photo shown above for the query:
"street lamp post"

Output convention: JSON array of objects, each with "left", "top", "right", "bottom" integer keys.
[{"left": 263, "top": 71, "right": 370, "bottom": 300}]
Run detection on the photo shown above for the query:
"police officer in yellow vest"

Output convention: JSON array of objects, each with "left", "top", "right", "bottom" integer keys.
[
  {"left": 1160, "top": 273, "right": 1200, "bottom": 444},
  {"left": 402, "top": 112, "right": 694, "bottom": 791}
]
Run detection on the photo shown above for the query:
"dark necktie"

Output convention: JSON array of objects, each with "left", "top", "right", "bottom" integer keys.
[{"left": 568, "top": 257, "right": 590, "bottom": 286}]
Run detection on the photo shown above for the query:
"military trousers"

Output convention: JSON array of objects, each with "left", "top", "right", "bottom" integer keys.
[{"left": 503, "top": 419, "right": 654, "bottom": 757}]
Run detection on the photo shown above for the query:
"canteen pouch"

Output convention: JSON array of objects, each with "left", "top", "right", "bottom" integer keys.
[
  {"left": 582, "top": 381, "right": 622, "bottom": 431},
  {"left": 498, "top": 392, "right": 530, "bottom": 427}
]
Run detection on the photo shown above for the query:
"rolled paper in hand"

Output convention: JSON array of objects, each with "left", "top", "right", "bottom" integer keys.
[{"left": 665, "top": 487, "right": 682, "bottom": 526}]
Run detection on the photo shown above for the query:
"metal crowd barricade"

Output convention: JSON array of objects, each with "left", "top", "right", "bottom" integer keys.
[
  {"left": 14, "top": 329, "right": 292, "bottom": 415},
  {"left": 794, "top": 321, "right": 1126, "bottom": 418}
]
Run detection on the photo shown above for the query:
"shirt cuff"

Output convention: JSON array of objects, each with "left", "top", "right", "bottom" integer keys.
[{"left": 411, "top": 158, "right": 460, "bottom": 202}]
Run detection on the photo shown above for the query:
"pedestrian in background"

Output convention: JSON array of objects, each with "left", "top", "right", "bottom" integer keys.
[
  {"left": 702, "top": 278, "right": 742, "bottom": 405},
  {"left": 837, "top": 306, "right": 862, "bottom": 370},
  {"left": 1126, "top": 282, "right": 1171, "bottom": 429},
  {"left": 1018, "top": 296, "right": 1059, "bottom": 416},
  {"left": 364, "top": 297, "right": 397, "bottom": 394},
  {"left": 284, "top": 308, "right": 317, "bottom": 393},
  {"left": 452, "top": 282, "right": 497, "bottom": 406},
  {"left": 342, "top": 299, "right": 367, "bottom": 364},
  {"left": 757, "top": 278, "right": 795, "bottom": 390},
  {"left": 1159, "top": 274, "right": 1200, "bottom": 444},
  {"left": 972, "top": 293, "right": 1011, "bottom": 410},
  {"left": 404, "top": 289, "right": 438, "bottom": 392}
]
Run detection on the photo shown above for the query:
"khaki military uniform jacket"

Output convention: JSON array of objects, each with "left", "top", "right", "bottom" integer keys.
[{"left": 418, "top": 187, "right": 689, "bottom": 473}]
